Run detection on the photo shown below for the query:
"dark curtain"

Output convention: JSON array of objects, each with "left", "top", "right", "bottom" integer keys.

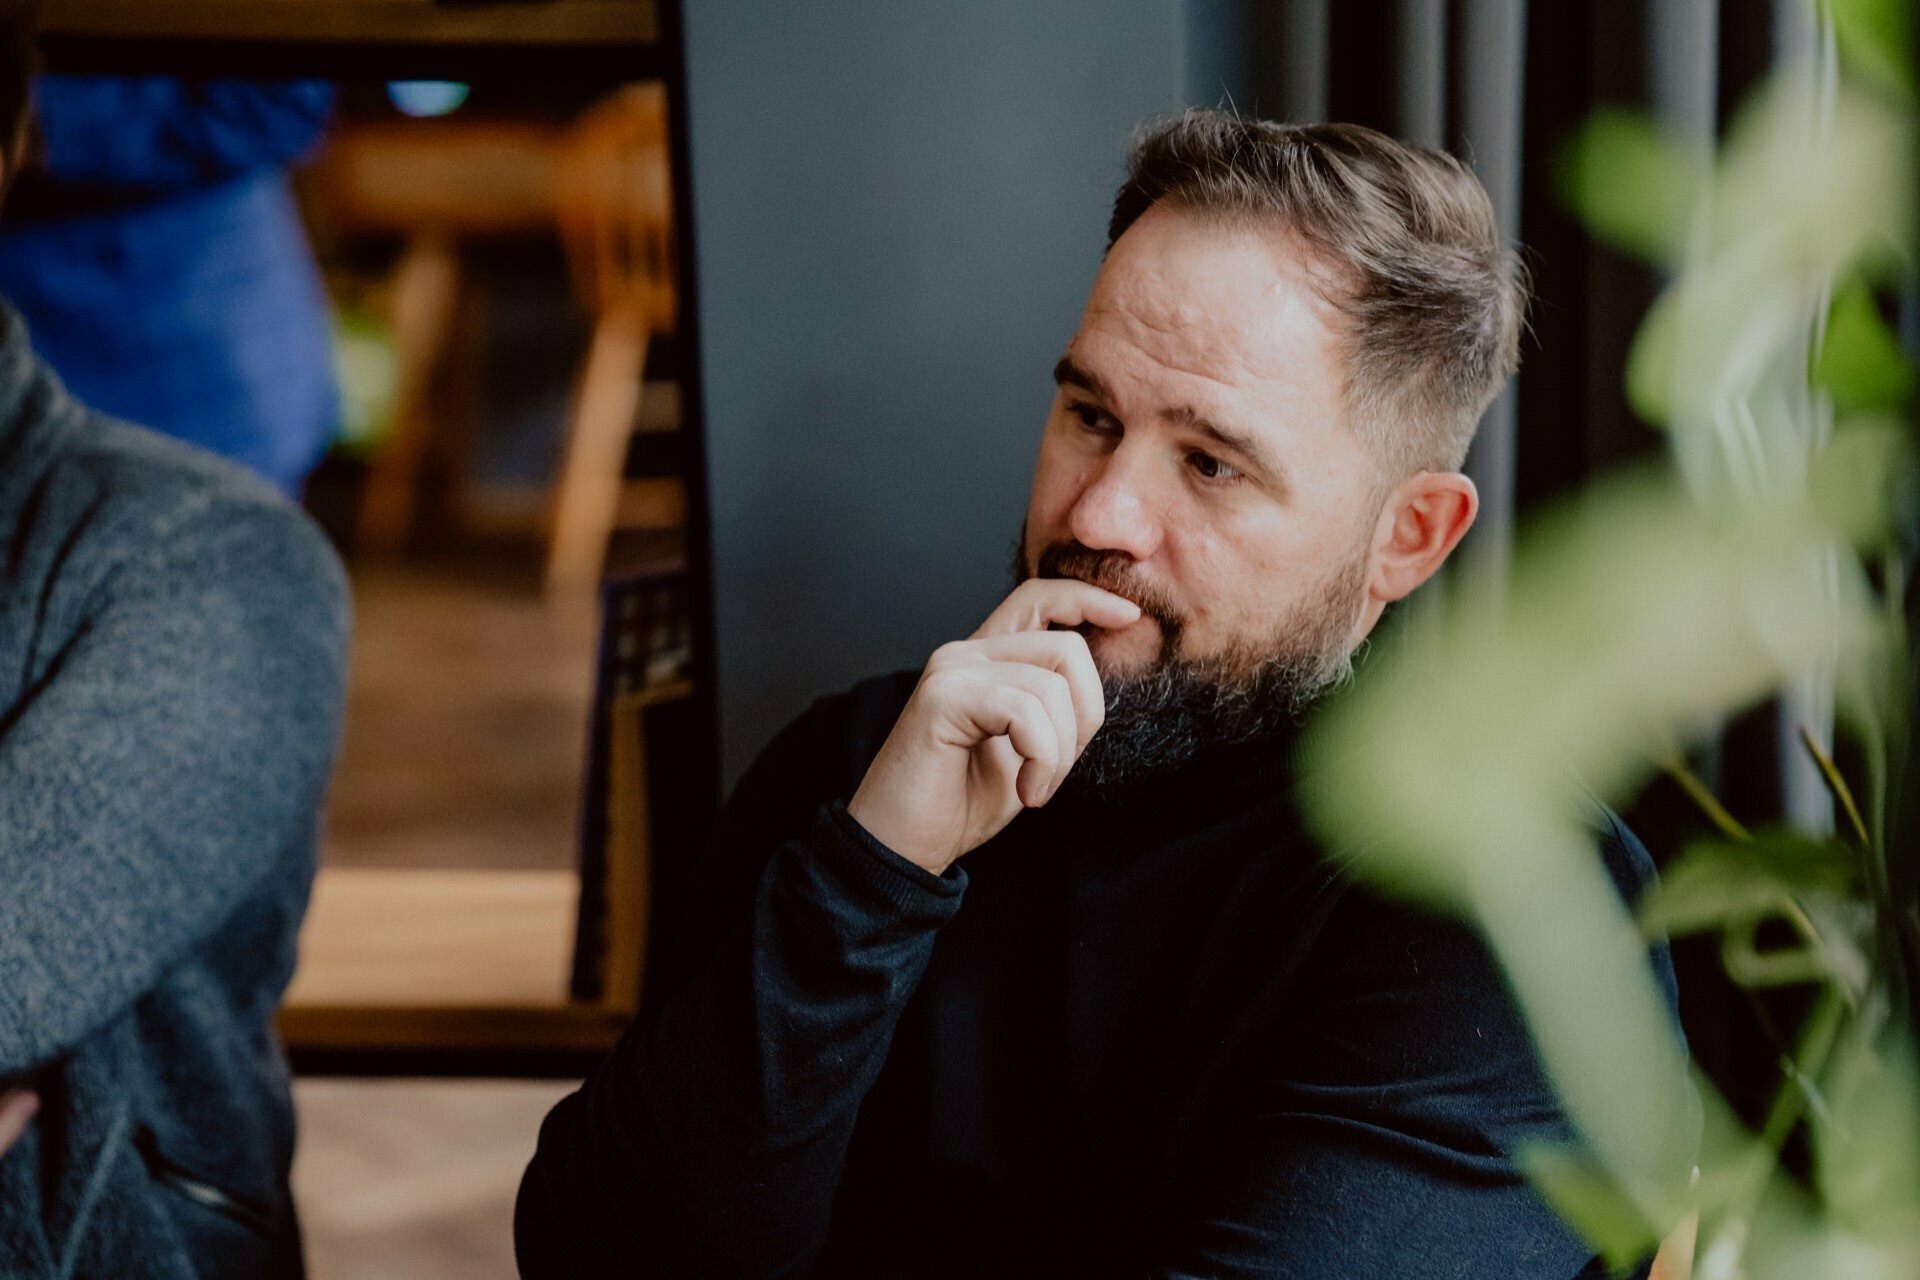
[{"left": 1182, "top": 0, "right": 1843, "bottom": 1150}]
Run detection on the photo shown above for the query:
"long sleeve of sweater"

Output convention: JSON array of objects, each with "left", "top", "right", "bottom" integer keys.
[
  {"left": 0, "top": 482, "right": 348, "bottom": 1076},
  {"left": 515, "top": 698, "right": 966, "bottom": 1279}
]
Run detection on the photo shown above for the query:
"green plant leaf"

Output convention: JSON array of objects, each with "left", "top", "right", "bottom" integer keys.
[
  {"left": 1625, "top": 284, "right": 1679, "bottom": 428},
  {"left": 1555, "top": 108, "right": 1702, "bottom": 266},
  {"left": 1810, "top": 415, "right": 1914, "bottom": 547},
  {"left": 1639, "top": 831, "right": 1862, "bottom": 939},
  {"left": 1831, "top": 0, "right": 1917, "bottom": 102},
  {"left": 1517, "top": 1140, "right": 1665, "bottom": 1268},
  {"left": 1814, "top": 277, "right": 1916, "bottom": 415},
  {"left": 1813, "top": 1019, "right": 1920, "bottom": 1239}
]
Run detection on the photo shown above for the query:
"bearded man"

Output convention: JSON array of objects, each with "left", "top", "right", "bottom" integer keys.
[{"left": 517, "top": 111, "right": 1681, "bottom": 1279}]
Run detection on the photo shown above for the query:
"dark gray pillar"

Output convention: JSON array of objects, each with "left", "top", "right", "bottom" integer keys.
[
  {"left": 682, "top": 1, "right": 1187, "bottom": 784},
  {"left": 1652, "top": 0, "right": 1721, "bottom": 151},
  {"left": 1278, "top": 0, "right": 1331, "bottom": 122},
  {"left": 1396, "top": 0, "right": 1448, "bottom": 148},
  {"left": 1182, "top": 0, "right": 1259, "bottom": 109},
  {"left": 1451, "top": 0, "right": 1528, "bottom": 609}
]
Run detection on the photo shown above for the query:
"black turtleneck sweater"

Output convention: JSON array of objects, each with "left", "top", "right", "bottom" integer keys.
[{"left": 516, "top": 672, "right": 1678, "bottom": 1279}]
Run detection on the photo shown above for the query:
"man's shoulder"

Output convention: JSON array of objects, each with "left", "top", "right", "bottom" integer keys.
[
  {"left": 11, "top": 405, "right": 348, "bottom": 660},
  {"left": 57, "top": 408, "right": 282, "bottom": 518},
  {"left": 57, "top": 410, "right": 333, "bottom": 570},
  {"left": 1582, "top": 796, "right": 1661, "bottom": 911}
]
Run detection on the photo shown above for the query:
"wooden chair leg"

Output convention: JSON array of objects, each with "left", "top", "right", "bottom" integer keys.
[
  {"left": 356, "top": 233, "right": 462, "bottom": 556},
  {"left": 546, "top": 307, "right": 648, "bottom": 593}
]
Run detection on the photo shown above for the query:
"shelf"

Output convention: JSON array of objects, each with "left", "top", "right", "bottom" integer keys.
[
  {"left": 38, "top": 0, "right": 664, "bottom": 79},
  {"left": 285, "top": 867, "right": 578, "bottom": 1010},
  {"left": 41, "top": 0, "right": 657, "bottom": 47}
]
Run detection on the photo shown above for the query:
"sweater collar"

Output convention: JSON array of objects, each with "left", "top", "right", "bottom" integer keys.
[
  {"left": 1022, "top": 665, "right": 1381, "bottom": 852},
  {"left": 1037, "top": 718, "right": 1307, "bottom": 845},
  {"left": 0, "top": 302, "right": 72, "bottom": 476}
]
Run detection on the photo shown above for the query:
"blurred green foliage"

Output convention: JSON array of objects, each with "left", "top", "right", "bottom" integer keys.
[
  {"left": 1301, "top": 3, "right": 1920, "bottom": 1275},
  {"left": 330, "top": 302, "right": 400, "bottom": 460}
]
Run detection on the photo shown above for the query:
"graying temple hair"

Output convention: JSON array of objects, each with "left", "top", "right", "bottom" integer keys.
[{"left": 1108, "top": 109, "right": 1529, "bottom": 477}]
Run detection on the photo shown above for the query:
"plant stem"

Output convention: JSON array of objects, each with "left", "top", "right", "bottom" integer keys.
[
  {"left": 1799, "top": 724, "right": 1871, "bottom": 848},
  {"left": 1698, "top": 984, "right": 1849, "bottom": 1279},
  {"left": 1663, "top": 756, "right": 1753, "bottom": 841}
]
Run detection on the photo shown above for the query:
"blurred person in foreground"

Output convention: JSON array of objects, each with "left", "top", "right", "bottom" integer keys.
[
  {"left": 0, "top": 72, "right": 337, "bottom": 495},
  {"left": 518, "top": 113, "right": 1691, "bottom": 1278},
  {"left": 0, "top": 6, "right": 349, "bottom": 1275}
]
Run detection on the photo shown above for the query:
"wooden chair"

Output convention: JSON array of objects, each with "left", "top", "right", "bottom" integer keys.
[
  {"left": 310, "top": 118, "right": 565, "bottom": 554},
  {"left": 546, "top": 83, "right": 680, "bottom": 593}
]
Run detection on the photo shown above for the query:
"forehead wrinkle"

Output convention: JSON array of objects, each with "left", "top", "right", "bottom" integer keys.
[
  {"left": 1088, "top": 268, "right": 1337, "bottom": 387},
  {"left": 1078, "top": 296, "right": 1328, "bottom": 436},
  {"left": 1079, "top": 299, "right": 1261, "bottom": 398},
  {"left": 1089, "top": 211, "right": 1348, "bottom": 379}
]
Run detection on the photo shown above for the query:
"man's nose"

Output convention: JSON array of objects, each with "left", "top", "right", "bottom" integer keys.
[{"left": 1067, "top": 449, "right": 1163, "bottom": 561}]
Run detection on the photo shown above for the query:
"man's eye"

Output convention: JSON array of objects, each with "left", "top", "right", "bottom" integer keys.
[
  {"left": 1070, "top": 403, "right": 1115, "bottom": 433},
  {"left": 1187, "top": 450, "right": 1242, "bottom": 483}
]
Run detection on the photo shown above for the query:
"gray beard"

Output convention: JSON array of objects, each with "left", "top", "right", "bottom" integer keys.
[{"left": 1016, "top": 534, "right": 1369, "bottom": 795}]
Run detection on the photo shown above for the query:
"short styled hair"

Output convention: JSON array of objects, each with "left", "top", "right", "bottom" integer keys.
[{"left": 1109, "top": 110, "right": 1527, "bottom": 476}]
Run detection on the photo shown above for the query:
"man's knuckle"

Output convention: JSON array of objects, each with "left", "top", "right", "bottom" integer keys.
[
  {"left": 927, "top": 640, "right": 970, "bottom": 670},
  {"left": 920, "top": 667, "right": 966, "bottom": 703}
]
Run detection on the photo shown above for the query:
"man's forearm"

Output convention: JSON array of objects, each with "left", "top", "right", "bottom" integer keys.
[{"left": 0, "top": 504, "right": 346, "bottom": 1075}]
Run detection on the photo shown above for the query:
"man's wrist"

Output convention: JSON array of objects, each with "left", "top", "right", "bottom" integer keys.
[
  {"left": 841, "top": 793, "right": 955, "bottom": 879},
  {"left": 822, "top": 802, "right": 967, "bottom": 910}
]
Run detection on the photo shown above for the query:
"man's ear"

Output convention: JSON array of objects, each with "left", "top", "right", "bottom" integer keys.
[{"left": 1367, "top": 471, "right": 1478, "bottom": 605}]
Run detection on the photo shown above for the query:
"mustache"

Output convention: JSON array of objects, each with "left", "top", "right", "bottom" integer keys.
[{"left": 1032, "top": 541, "right": 1184, "bottom": 635}]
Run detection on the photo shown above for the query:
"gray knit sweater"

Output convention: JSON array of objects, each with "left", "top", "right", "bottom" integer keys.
[{"left": 0, "top": 307, "right": 348, "bottom": 1278}]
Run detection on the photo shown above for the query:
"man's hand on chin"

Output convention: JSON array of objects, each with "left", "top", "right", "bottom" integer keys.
[{"left": 846, "top": 579, "right": 1140, "bottom": 877}]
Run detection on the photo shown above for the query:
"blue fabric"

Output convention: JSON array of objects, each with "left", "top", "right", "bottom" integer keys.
[
  {"left": 0, "top": 77, "right": 339, "bottom": 494},
  {"left": 0, "top": 305, "right": 348, "bottom": 1277}
]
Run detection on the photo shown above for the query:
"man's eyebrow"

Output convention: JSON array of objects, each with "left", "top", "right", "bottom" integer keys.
[
  {"left": 1054, "top": 352, "right": 1287, "bottom": 489},
  {"left": 1053, "top": 355, "right": 1114, "bottom": 402},
  {"left": 1164, "top": 404, "right": 1287, "bottom": 488}
]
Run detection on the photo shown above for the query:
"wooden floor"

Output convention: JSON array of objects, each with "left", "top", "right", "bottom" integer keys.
[
  {"left": 293, "top": 558, "right": 598, "bottom": 1010},
  {"left": 294, "top": 1078, "right": 574, "bottom": 1280},
  {"left": 292, "top": 558, "right": 604, "bottom": 1275},
  {"left": 324, "top": 561, "right": 597, "bottom": 874}
]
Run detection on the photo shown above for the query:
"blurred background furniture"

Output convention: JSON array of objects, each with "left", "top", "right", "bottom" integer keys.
[
  {"left": 33, "top": 0, "right": 710, "bottom": 1082},
  {"left": 301, "top": 83, "right": 681, "bottom": 591},
  {"left": 547, "top": 83, "right": 679, "bottom": 592},
  {"left": 280, "top": 566, "right": 695, "bottom": 1070},
  {"left": 39, "top": 0, "right": 660, "bottom": 69},
  {"left": 304, "top": 116, "right": 561, "bottom": 553}
]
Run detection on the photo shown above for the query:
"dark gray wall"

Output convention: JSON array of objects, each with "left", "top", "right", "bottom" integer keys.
[{"left": 682, "top": 1, "right": 1187, "bottom": 783}]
